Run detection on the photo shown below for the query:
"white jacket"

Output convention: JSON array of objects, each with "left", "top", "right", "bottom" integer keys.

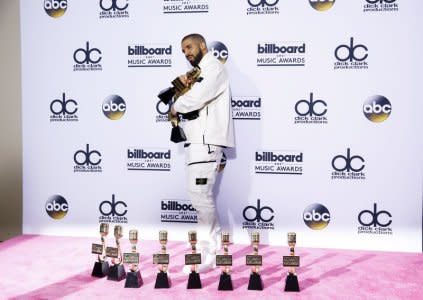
[{"left": 173, "top": 52, "right": 235, "bottom": 148}]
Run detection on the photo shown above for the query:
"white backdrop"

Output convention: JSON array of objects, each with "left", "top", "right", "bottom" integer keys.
[{"left": 21, "top": 0, "right": 423, "bottom": 252}]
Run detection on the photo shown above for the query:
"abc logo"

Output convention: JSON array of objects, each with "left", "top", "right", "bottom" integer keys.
[
  {"left": 73, "top": 42, "right": 102, "bottom": 65},
  {"left": 248, "top": 0, "right": 279, "bottom": 7},
  {"left": 100, "top": 0, "right": 129, "bottom": 11},
  {"left": 335, "top": 37, "right": 368, "bottom": 62},
  {"left": 102, "top": 95, "right": 126, "bottom": 120},
  {"left": 295, "top": 93, "right": 327, "bottom": 116},
  {"left": 156, "top": 100, "right": 170, "bottom": 115},
  {"left": 309, "top": 0, "right": 335, "bottom": 11},
  {"left": 303, "top": 203, "right": 330, "bottom": 230},
  {"left": 208, "top": 41, "right": 228, "bottom": 64},
  {"left": 363, "top": 95, "right": 391, "bottom": 123},
  {"left": 358, "top": 203, "right": 392, "bottom": 227},
  {"left": 50, "top": 93, "right": 78, "bottom": 115},
  {"left": 243, "top": 199, "right": 274, "bottom": 222},
  {"left": 44, "top": 0, "right": 67, "bottom": 18},
  {"left": 366, "top": 0, "right": 396, "bottom": 3},
  {"left": 332, "top": 148, "right": 365, "bottom": 172},
  {"left": 45, "top": 195, "right": 68, "bottom": 220},
  {"left": 99, "top": 194, "right": 128, "bottom": 217},
  {"left": 74, "top": 144, "right": 102, "bottom": 166}
]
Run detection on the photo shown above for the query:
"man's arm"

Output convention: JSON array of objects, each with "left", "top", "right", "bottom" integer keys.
[{"left": 173, "top": 64, "right": 227, "bottom": 114}]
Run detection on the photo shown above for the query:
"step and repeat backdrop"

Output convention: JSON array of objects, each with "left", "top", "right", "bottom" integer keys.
[{"left": 21, "top": 0, "right": 423, "bottom": 252}]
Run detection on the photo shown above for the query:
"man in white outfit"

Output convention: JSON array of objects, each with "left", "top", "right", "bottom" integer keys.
[{"left": 171, "top": 33, "right": 235, "bottom": 273}]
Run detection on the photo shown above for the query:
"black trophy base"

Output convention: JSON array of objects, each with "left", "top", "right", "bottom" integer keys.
[
  {"left": 248, "top": 272, "right": 263, "bottom": 290},
  {"left": 91, "top": 261, "right": 109, "bottom": 278},
  {"left": 154, "top": 271, "right": 170, "bottom": 289},
  {"left": 170, "top": 125, "right": 187, "bottom": 143},
  {"left": 218, "top": 273, "right": 233, "bottom": 291},
  {"left": 107, "top": 264, "right": 126, "bottom": 281},
  {"left": 284, "top": 273, "right": 300, "bottom": 292},
  {"left": 124, "top": 270, "right": 143, "bottom": 288},
  {"left": 187, "top": 271, "right": 202, "bottom": 289}
]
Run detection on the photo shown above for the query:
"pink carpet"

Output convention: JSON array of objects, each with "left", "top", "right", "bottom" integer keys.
[{"left": 0, "top": 235, "right": 422, "bottom": 299}]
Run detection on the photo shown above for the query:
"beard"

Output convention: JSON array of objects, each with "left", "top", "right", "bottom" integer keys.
[{"left": 187, "top": 51, "right": 204, "bottom": 67}]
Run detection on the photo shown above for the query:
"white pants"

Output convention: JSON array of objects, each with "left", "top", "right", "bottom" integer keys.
[{"left": 185, "top": 143, "right": 223, "bottom": 255}]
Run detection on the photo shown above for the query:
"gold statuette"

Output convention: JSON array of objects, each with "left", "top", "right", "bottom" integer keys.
[
  {"left": 246, "top": 231, "right": 263, "bottom": 290},
  {"left": 106, "top": 225, "right": 126, "bottom": 281},
  {"left": 154, "top": 230, "right": 170, "bottom": 288},
  {"left": 123, "top": 229, "right": 143, "bottom": 288},
  {"left": 91, "top": 223, "right": 110, "bottom": 277},
  {"left": 216, "top": 232, "right": 233, "bottom": 290},
  {"left": 283, "top": 232, "right": 300, "bottom": 292},
  {"left": 185, "top": 231, "right": 202, "bottom": 289}
]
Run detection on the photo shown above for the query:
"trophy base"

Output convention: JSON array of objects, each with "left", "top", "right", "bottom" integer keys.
[
  {"left": 158, "top": 87, "right": 175, "bottom": 105},
  {"left": 124, "top": 270, "right": 143, "bottom": 288},
  {"left": 218, "top": 273, "right": 233, "bottom": 291},
  {"left": 107, "top": 264, "right": 126, "bottom": 282},
  {"left": 91, "top": 261, "right": 109, "bottom": 278},
  {"left": 248, "top": 272, "right": 263, "bottom": 290},
  {"left": 284, "top": 273, "right": 300, "bottom": 292},
  {"left": 154, "top": 271, "right": 170, "bottom": 289},
  {"left": 170, "top": 126, "right": 187, "bottom": 143},
  {"left": 187, "top": 271, "right": 202, "bottom": 289}
]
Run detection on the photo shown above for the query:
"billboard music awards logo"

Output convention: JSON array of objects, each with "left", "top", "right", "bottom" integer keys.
[
  {"left": 128, "top": 44, "right": 172, "bottom": 67},
  {"left": 242, "top": 199, "right": 275, "bottom": 230},
  {"left": 309, "top": 0, "right": 335, "bottom": 11},
  {"left": 254, "top": 150, "right": 303, "bottom": 175},
  {"left": 44, "top": 0, "right": 67, "bottom": 18},
  {"left": 303, "top": 203, "right": 330, "bottom": 230},
  {"left": 127, "top": 148, "right": 171, "bottom": 171},
  {"left": 331, "top": 148, "right": 365, "bottom": 180},
  {"left": 161, "top": 200, "right": 197, "bottom": 223},
  {"left": 294, "top": 93, "right": 328, "bottom": 124},
  {"left": 232, "top": 96, "right": 261, "bottom": 120},
  {"left": 363, "top": 0, "right": 399, "bottom": 12},
  {"left": 246, "top": 0, "right": 280, "bottom": 15},
  {"left": 102, "top": 95, "right": 126, "bottom": 120},
  {"left": 73, "top": 144, "right": 102, "bottom": 173},
  {"left": 99, "top": 194, "right": 128, "bottom": 224},
  {"left": 358, "top": 203, "right": 393, "bottom": 235},
  {"left": 334, "top": 37, "right": 368, "bottom": 70},
  {"left": 208, "top": 41, "right": 228, "bottom": 64},
  {"left": 363, "top": 95, "right": 392, "bottom": 123},
  {"left": 257, "top": 42, "right": 306, "bottom": 67},
  {"left": 50, "top": 93, "right": 78, "bottom": 122},
  {"left": 73, "top": 42, "right": 102, "bottom": 72},
  {"left": 162, "top": 0, "right": 209, "bottom": 14},
  {"left": 99, "top": 0, "right": 130, "bottom": 18},
  {"left": 45, "top": 195, "right": 68, "bottom": 220}
]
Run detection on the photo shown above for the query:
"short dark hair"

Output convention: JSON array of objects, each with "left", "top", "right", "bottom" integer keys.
[{"left": 181, "top": 33, "right": 206, "bottom": 45}]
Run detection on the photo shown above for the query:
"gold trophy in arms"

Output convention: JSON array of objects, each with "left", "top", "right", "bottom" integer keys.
[{"left": 158, "top": 67, "right": 202, "bottom": 143}]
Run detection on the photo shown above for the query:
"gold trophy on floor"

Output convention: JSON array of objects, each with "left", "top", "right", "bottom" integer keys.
[
  {"left": 157, "top": 67, "right": 202, "bottom": 143},
  {"left": 124, "top": 229, "right": 143, "bottom": 288},
  {"left": 246, "top": 231, "right": 263, "bottom": 290},
  {"left": 283, "top": 232, "right": 300, "bottom": 292},
  {"left": 185, "top": 231, "right": 202, "bottom": 289},
  {"left": 153, "top": 230, "right": 171, "bottom": 288},
  {"left": 216, "top": 232, "right": 233, "bottom": 290},
  {"left": 91, "top": 223, "right": 110, "bottom": 277},
  {"left": 107, "top": 225, "right": 126, "bottom": 281}
]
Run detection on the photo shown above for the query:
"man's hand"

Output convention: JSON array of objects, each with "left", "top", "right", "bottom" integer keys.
[
  {"left": 179, "top": 74, "right": 193, "bottom": 87},
  {"left": 170, "top": 105, "right": 178, "bottom": 117}
]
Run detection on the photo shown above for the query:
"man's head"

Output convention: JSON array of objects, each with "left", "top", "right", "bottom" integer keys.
[{"left": 181, "top": 33, "right": 208, "bottom": 67}]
